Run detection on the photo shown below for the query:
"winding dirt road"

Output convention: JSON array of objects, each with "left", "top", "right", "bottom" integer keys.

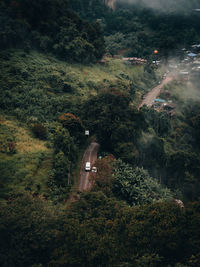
[
  {"left": 78, "top": 142, "right": 99, "bottom": 191},
  {"left": 138, "top": 75, "right": 173, "bottom": 109},
  {"left": 73, "top": 74, "right": 173, "bottom": 195}
]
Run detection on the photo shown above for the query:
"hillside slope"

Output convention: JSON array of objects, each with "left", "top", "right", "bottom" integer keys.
[
  {"left": 0, "top": 49, "right": 159, "bottom": 201},
  {"left": 0, "top": 49, "right": 158, "bottom": 122}
]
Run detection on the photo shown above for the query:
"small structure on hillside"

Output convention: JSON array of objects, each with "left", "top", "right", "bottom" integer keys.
[
  {"left": 152, "top": 60, "right": 160, "bottom": 65},
  {"left": 191, "top": 66, "right": 200, "bottom": 77},
  {"left": 161, "top": 90, "right": 171, "bottom": 98},
  {"left": 187, "top": 52, "right": 197, "bottom": 58},
  {"left": 169, "top": 64, "right": 178, "bottom": 70},
  {"left": 154, "top": 98, "right": 166, "bottom": 103},
  {"left": 152, "top": 100, "right": 176, "bottom": 117},
  {"left": 178, "top": 71, "right": 189, "bottom": 81},
  {"left": 122, "top": 57, "right": 147, "bottom": 65}
]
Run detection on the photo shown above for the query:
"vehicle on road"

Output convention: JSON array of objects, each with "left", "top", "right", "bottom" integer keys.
[
  {"left": 85, "top": 162, "right": 91, "bottom": 171},
  {"left": 92, "top": 166, "right": 97, "bottom": 173}
]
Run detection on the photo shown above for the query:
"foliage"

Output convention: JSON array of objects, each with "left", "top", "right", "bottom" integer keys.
[
  {"left": 0, "top": 0, "right": 105, "bottom": 63},
  {"left": 0, "top": 187, "right": 200, "bottom": 267},
  {"left": 107, "top": 2, "right": 200, "bottom": 57},
  {"left": 0, "top": 50, "right": 154, "bottom": 123},
  {"left": 52, "top": 126, "right": 73, "bottom": 156},
  {"left": 0, "top": 117, "right": 52, "bottom": 199},
  {"left": 1, "top": 2, "right": 200, "bottom": 265},
  {"left": 49, "top": 125, "right": 77, "bottom": 200},
  {"left": 0, "top": 193, "right": 65, "bottom": 267},
  {"left": 91, "top": 154, "right": 116, "bottom": 197},
  {"left": 68, "top": 0, "right": 111, "bottom": 21},
  {"left": 47, "top": 196, "right": 200, "bottom": 266},
  {"left": 143, "top": 106, "right": 172, "bottom": 137},
  {"left": 58, "top": 113, "right": 85, "bottom": 144},
  {"left": 52, "top": 151, "right": 70, "bottom": 187},
  {"left": 138, "top": 84, "right": 200, "bottom": 202},
  {"left": 113, "top": 159, "right": 173, "bottom": 206},
  {"left": 67, "top": 0, "right": 200, "bottom": 58},
  {"left": 81, "top": 89, "right": 147, "bottom": 157},
  {"left": 0, "top": 123, "right": 17, "bottom": 154},
  {"left": 31, "top": 123, "right": 47, "bottom": 140},
  {"left": 137, "top": 133, "right": 166, "bottom": 179}
]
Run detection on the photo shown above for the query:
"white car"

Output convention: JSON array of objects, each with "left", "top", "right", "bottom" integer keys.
[
  {"left": 85, "top": 162, "right": 91, "bottom": 171},
  {"left": 91, "top": 166, "right": 97, "bottom": 173}
]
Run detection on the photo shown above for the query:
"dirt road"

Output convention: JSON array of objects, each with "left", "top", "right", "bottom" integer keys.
[
  {"left": 138, "top": 75, "right": 173, "bottom": 109},
  {"left": 78, "top": 142, "right": 99, "bottom": 191}
]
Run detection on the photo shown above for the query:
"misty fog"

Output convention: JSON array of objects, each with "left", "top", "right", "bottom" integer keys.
[{"left": 117, "top": 0, "right": 200, "bottom": 13}]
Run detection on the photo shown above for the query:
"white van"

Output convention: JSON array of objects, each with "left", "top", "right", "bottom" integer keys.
[{"left": 85, "top": 162, "right": 91, "bottom": 171}]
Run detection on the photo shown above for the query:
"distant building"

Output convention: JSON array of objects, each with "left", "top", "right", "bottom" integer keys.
[
  {"left": 169, "top": 64, "right": 178, "bottom": 69},
  {"left": 178, "top": 71, "right": 189, "bottom": 81},
  {"left": 122, "top": 57, "right": 147, "bottom": 65},
  {"left": 187, "top": 52, "right": 197, "bottom": 58},
  {"left": 152, "top": 101, "right": 176, "bottom": 117},
  {"left": 154, "top": 98, "right": 166, "bottom": 103},
  {"left": 152, "top": 60, "right": 160, "bottom": 65}
]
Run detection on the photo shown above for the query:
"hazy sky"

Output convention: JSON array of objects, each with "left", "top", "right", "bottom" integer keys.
[
  {"left": 118, "top": 0, "right": 174, "bottom": 9},
  {"left": 117, "top": 0, "right": 199, "bottom": 12}
]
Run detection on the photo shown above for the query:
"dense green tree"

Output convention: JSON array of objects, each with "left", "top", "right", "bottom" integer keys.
[
  {"left": 81, "top": 89, "right": 147, "bottom": 156},
  {"left": 0, "top": 0, "right": 105, "bottom": 62},
  {"left": 143, "top": 107, "right": 172, "bottom": 137},
  {"left": 58, "top": 113, "right": 85, "bottom": 144},
  {"left": 0, "top": 194, "right": 64, "bottom": 267},
  {"left": 53, "top": 126, "right": 72, "bottom": 156},
  {"left": 113, "top": 159, "right": 173, "bottom": 206},
  {"left": 52, "top": 151, "right": 70, "bottom": 186},
  {"left": 31, "top": 123, "right": 47, "bottom": 140},
  {"left": 50, "top": 125, "right": 77, "bottom": 194},
  {"left": 0, "top": 192, "right": 200, "bottom": 267},
  {"left": 91, "top": 154, "right": 115, "bottom": 197}
]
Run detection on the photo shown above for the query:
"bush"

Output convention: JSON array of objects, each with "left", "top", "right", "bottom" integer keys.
[
  {"left": 113, "top": 159, "right": 173, "bottom": 206},
  {"left": 31, "top": 123, "right": 47, "bottom": 140}
]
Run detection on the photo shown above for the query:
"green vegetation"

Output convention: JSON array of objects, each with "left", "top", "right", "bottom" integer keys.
[
  {"left": 0, "top": 0, "right": 104, "bottom": 63},
  {"left": 1, "top": 1, "right": 200, "bottom": 266},
  {"left": 0, "top": 48, "right": 158, "bottom": 202},
  {"left": 0, "top": 115, "right": 52, "bottom": 199},
  {"left": 113, "top": 159, "right": 173, "bottom": 206},
  {"left": 70, "top": 0, "right": 200, "bottom": 58},
  {"left": 0, "top": 192, "right": 200, "bottom": 267},
  {"left": 0, "top": 49, "right": 157, "bottom": 122}
]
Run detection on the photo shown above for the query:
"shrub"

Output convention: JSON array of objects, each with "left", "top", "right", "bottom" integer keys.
[
  {"left": 8, "top": 141, "right": 17, "bottom": 154},
  {"left": 31, "top": 123, "right": 47, "bottom": 140}
]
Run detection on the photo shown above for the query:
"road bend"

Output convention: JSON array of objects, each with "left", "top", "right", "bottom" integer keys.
[{"left": 78, "top": 142, "right": 100, "bottom": 191}]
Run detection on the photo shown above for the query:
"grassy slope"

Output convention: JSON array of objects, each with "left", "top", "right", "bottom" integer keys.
[
  {"left": 0, "top": 114, "right": 52, "bottom": 199},
  {"left": 0, "top": 50, "right": 159, "bottom": 120}
]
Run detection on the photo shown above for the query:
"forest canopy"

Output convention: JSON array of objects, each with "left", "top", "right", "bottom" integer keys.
[
  {"left": 0, "top": 0, "right": 105, "bottom": 62},
  {"left": 1, "top": 1, "right": 200, "bottom": 266}
]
